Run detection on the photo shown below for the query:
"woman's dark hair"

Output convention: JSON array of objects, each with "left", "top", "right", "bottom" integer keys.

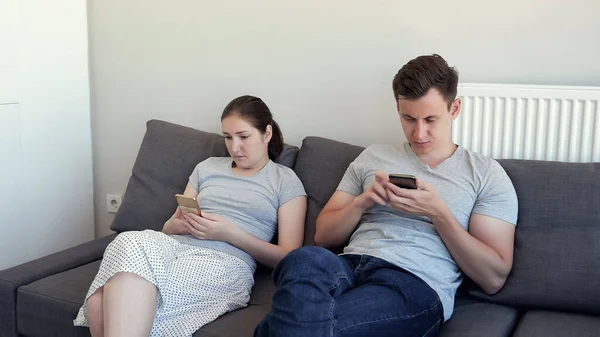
[{"left": 221, "top": 95, "right": 284, "bottom": 160}]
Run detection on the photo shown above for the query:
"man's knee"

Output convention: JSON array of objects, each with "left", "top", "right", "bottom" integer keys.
[
  {"left": 286, "top": 246, "right": 333, "bottom": 262},
  {"left": 274, "top": 246, "right": 345, "bottom": 283},
  {"left": 279, "top": 246, "right": 336, "bottom": 268}
]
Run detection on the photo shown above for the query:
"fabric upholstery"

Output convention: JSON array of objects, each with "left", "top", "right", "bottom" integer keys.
[
  {"left": 512, "top": 310, "right": 600, "bottom": 337},
  {"left": 193, "top": 304, "right": 271, "bottom": 337},
  {"left": 14, "top": 258, "right": 275, "bottom": 337},
  {"left": 15, "top": 260, "right": 275, "bottom": 337},
  {"left": 293, "top": 136, "right": 365, "bottom": 246},
  {"left": 438, "top": 296, "right": 520, "bottom": 337},
  {"left": 16, "top": 261, "right": 101, "bottom": 337},
  {"left": 0, "top": 234, "right": 116, "bottom": 337},
  {"left": 247, "top": 265, "right": 275, "bottom": 306},
  {"left": 469, "top": 160, "right": 600, "bottom": 316}
]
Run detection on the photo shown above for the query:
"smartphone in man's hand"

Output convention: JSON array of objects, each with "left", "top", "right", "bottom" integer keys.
[{"left": 388, "top": 174, "right": 417, "bottom": 189}]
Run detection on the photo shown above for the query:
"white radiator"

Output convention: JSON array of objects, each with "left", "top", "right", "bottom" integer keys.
[{"left": 452, "top": 84, "right": 600, "bottom": 162}]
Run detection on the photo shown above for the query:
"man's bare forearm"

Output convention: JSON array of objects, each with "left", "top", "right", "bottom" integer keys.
[
  {"left": 315, "top": 199, "right": 366, "bottom": 248},
  {"left": 432, "top": 208, "right": 511, "bottom": 294}
]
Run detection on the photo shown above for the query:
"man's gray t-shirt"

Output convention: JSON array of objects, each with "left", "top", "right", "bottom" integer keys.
[
  {"left": 337, "top": 143, "right": 518, "bottom": 321},
  {"left": 171, "top": 157, "right": 306, "bottom": 272}
]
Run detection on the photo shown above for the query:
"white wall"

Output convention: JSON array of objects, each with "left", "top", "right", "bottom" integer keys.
[
  {"left": 88, "top": 0, "right": 600, "bottom": 238},
  {"left": 0, "top": 0, "right": 93, "bottom": 269},
  {"left": 0, "top": 0, "right": 18, "bottom": 104}
]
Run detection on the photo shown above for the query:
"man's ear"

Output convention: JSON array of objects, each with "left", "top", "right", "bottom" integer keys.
[{"left": 449, "top": 98, "right": 461, "bottom": 120}]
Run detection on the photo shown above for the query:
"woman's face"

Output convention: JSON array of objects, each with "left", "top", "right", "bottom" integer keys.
[{"left": 222, "top": 114, "right": 271, "bottom": 170}]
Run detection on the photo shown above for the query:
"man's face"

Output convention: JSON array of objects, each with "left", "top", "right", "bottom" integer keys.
[{"left": 396, "top": 88, "right": 460, "bottom": 156}]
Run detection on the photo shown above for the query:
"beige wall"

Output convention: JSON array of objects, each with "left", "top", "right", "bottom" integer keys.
[{"left": 88, "top": 0, "right": 600, "bottom": 238}]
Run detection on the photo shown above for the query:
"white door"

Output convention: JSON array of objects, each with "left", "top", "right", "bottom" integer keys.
[{"left": 0, "top": 0, "right": 94, "bottom": 270}]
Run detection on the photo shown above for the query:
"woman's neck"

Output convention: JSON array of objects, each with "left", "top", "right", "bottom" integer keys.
[{"left": 232, "top": 156, "right": 270, "bottom": 177}]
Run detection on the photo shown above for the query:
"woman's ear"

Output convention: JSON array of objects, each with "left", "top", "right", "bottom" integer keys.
[{"left": 264, "top": 124, "right": 273, "bottom": 143}]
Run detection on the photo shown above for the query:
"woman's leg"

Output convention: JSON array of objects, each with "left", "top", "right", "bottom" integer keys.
[
  {"left": 103, "top": 272, "right": 157, "bottom": 337},
  {"left": 150, "top": 247, "right": 254, "bottom": 336},
  {"left": 87, "top": 287, "right": 104, "bottom": 337},
  {"left": 75, "top": 230, "right": 177, "bottom": 335}
]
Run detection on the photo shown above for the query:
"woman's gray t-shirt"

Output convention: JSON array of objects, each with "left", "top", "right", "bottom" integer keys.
[
  {"left": 337, "top": 143, "right": 518, "bottom": 321},
  {"left": 171, "top": 157, "right": 306, "bottom": 272}
]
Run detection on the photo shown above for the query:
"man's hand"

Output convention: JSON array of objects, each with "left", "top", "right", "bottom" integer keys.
[
  {"left": 384, "top": 176, "right": 515, "bottom": 295},
  {"left": 354, "top": 171, "right": 391, "bottom": 210},
  {"left": 383, "top": 178, "right": 446, "bottom": 219}
]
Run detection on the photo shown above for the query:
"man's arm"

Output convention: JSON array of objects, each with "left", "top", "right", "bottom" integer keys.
[
  {"left": 432, "top": 210, "right": 515, "bottom": 294},
  {"left": 315, "top": 171, "right": 390, "bottom": 248},
  {"left": 384, "top": 179, "right": 515, "bottom": 294},
  {"left": 315, "top": 191, "right": 365, "bottom": 248}
]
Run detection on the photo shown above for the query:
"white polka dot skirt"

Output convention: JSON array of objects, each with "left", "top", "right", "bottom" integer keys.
[{"left": 73, "top": 230, "right": 254, "bottom": 337}]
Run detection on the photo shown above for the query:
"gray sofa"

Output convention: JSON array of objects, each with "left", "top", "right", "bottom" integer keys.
[{"left": 1, "top": 119, "right": 599, "bottom": 337}]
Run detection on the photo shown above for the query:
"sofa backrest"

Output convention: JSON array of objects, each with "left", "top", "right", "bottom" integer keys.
[
  {"left": 111, "top": 119, "right": 300, "bottom": 232},
  {"left": 294, "top": 138, "right": 600, "bottom": 316},
  {"left": 293, "top": 136, "right": 365, "bottom": 246},
  {"left": 469, "top": 160, "right": 600, "bottom": 316},
  {"left": 114, "top": 123, "right": 600, "bottom": 316}
]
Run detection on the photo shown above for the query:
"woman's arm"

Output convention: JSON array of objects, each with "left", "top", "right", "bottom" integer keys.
[
  {"left": 229, "top": 196, "right": 306, "bottom": 268},
  {"left": 185, "top": 196, "right": 307, "bottom": 268}
]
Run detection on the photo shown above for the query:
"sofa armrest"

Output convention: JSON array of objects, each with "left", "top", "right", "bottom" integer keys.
[{"left": 0, "top": 233, "right": 117, "bottom": 337}]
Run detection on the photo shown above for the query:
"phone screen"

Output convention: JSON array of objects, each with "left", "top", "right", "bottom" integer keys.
[{"left": 388, "top": 174, "right": 417, "bottom": 189}]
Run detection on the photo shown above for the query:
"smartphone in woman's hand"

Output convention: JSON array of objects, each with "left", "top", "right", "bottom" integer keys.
[{"left": 175, "top": 194, "right": 202, "bottom": 216}]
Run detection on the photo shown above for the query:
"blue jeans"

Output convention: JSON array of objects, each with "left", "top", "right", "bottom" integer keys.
[{"left": 254, "top": 246, "right": 443, "bottom": 337}]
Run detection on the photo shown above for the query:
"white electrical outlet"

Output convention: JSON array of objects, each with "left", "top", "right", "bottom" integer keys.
[{"left": 106, "top": 194, "right": 123, "bottom": 213}]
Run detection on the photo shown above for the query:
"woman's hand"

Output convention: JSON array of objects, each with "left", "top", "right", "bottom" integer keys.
[
  {"left": 162, "top": 207, "right": 191, "bottom": 235},
  {"left": 184, "top": 212, "right": 241, "bottom": 242}
]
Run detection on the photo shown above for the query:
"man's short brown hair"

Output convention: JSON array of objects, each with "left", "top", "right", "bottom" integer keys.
[{"left": 392, "top": 54, "right": 459, "bottom": 108}]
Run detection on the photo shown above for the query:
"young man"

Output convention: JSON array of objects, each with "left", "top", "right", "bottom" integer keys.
[{"left": 254, "top": 54, "right": 518, "bottom": 337}]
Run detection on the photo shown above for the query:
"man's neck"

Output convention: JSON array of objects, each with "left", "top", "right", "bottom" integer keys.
[{"left": 414, "top": 142, "right": 458, "bottom": 169}]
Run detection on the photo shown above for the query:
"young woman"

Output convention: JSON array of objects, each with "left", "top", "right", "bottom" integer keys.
[{"left": 74, "top": 95, "right": 307, "bottom": 337}]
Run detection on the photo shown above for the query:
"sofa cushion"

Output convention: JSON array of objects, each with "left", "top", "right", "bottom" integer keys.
[
  {"left": 16, "top": 255, "right": 273, "bottom": 337},
  {"left": 512, "top": 311, "right": 600, "bottom": 337},
  {"left": 247, "top": 265, "right": 275, "bottom": 306},
  {"left": 0, "top": 234, "right": 116, "bottom": 337},
  {"left": 194, "top": 304, "right": 270, "bottom": 337},
  {"left": 469, "top": 160, "right": 600, "bottom": 315},
  {"left": 17, "top": 260, "right": 101, "bottom": 337},
  {"left": 438, "top": 296, "right": 519, "bottom": 337},
  {"left": 293, "top": 137, "right": 365, "bottom": 246},
  {"left": 111, "top": 119, "right": 300, "bottom": 232}
]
